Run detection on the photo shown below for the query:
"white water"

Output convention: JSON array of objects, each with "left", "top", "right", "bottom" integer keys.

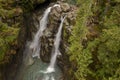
[
  {"left": 40, "top": 15, "right": 66, "bottom": 80},
  {"left": 16, "top": 4, "right": 63, "bottom": 80},
  {"left": 45, "top": 16, "right": 66, "bottom": 73},
  {"left": 30, "top": 4, "right": 60, "bottom": 58}
]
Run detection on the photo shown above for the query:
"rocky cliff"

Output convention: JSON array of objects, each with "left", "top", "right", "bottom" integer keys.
[
  {"left": 39, "top": 1, "right": 77, "bottom": 79},
  {"left": 0, "top": 0, "right": 77, "bottom": 80},
  {"left": 24, "top": 1, "right": 77, "bottom": 80}
]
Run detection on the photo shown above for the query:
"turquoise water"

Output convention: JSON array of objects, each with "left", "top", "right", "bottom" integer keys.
[{"left": 16, "top": 59, "right": 62, "bottom": 80}]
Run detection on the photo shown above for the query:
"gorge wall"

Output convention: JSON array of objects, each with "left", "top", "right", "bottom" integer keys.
[{"left": 0, "top": 0, "right": 77, "bottom": 80}]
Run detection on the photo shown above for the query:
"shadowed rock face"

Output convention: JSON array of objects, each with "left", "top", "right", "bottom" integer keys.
[{"left": 32, "top": 0, "right": 45, "bottom": 5}]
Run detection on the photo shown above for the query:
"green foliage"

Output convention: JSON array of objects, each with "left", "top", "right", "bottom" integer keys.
[
  {"left": 68, "top": 0, "right": 120, "bottom": 80},
  {"left": 68, "top": 0, "right": 93, "bottom": 79},
  {"left": 0, "top": 8, "right": 16, "bottom": 18},
  {"left": 67, "top": 0, "right": 77, "bottom": 4},
  {"left": 0, "top": 0, "right": 20, "bottom": 62},
  {"left": 0, "top": 38, "right": 6, "bottom": 61},
  {"left": 0, "top": 23, "right": 19, "bottom": 62},
  {"left": 0, "top": 0, "right": 17, "bottom": 18},
  {"left": 96, "top": 4, "right": 120, "bottom": 79}
]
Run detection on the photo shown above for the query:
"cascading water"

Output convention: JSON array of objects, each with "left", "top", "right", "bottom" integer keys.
[
  {"left": 30, "top": 4, "right": 60, "bottom": 58},
  {"left": 46, "top": 16, "right": 66, "bottom": 73},
  {"left": 15, "top": 4, "right": 63, "bottom": 80},
  {"left": 41, "top": 15, "right": 66, "bottom": 80},
  {"left": 23, "top": 4, "right": 60, "bottom": 66}
]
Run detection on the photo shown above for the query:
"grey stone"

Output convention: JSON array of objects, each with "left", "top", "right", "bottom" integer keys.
[{"left": 61, "top": 3, "right": 70, "bottom": 12}]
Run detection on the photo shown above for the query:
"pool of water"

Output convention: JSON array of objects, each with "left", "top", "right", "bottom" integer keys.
[{"left": 16, "top": 59, "right": 62, "bottom": 80}]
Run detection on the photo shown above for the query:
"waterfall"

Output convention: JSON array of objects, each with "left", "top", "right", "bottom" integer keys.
[
  {"left": 46, "top": 15, "right": 66, "bottom": 73},
  {"left": 40, "top": 15, "right": 66, "bottom": 80},
  {"left": 30, "top": 4, "right": 60, "bottom": 59},
  {"left": 17, "top": 4, "right": 64, "bottom": 80}
]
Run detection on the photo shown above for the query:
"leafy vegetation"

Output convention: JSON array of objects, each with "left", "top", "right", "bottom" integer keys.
[
  {"left": 68, "top": 0, "right": 120, "bottom": 80},
  {"left": 0, "top": 0, "right": 20, "bottom": 63}
]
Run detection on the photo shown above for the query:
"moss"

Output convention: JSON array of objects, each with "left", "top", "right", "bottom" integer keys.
[
  {"left": 0, "top": 25, "right": 19, "bottom": 63},
  {"left": 0, "top": 39, "right": 6, "bottom": 61},
  {"left": 0, "top": 0, "right": 20, "bottom": 64},
  {"left": 67, "top": 0, "right": 77, "bottom": 4},
  {"left": 68, "top": 0, "right": 120, "bottom": 80}
]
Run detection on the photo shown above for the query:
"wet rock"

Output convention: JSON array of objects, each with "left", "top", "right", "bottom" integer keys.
[
  {"left": 40, "top": 36, "right": 53, "bottom": 62},
  {"left": 18, "top": 1, "right": 78, "bottom": 80},
  {"left": 55, "top": 6, "right": 62, "bottom": 13},
  {"left": 26, "top": 56, "right": 34, "bottom": 66},
  {"left": 44, "top": 29, "right": 52, "bottom": 37},
  {"left": 38, "top": 2, "right": 78, "bottom": 80},
  {"left": 50, "top": 8, "right": 61, "bottom": 19},
  {"left": 61, "top": 3, "right": 70, "bottom": 12},
  {"left": 64, "top": 19, "right": 69, "bottom": 26},
  {"left": 67, "top": 10, "right": 77, "bottom": 25}
]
